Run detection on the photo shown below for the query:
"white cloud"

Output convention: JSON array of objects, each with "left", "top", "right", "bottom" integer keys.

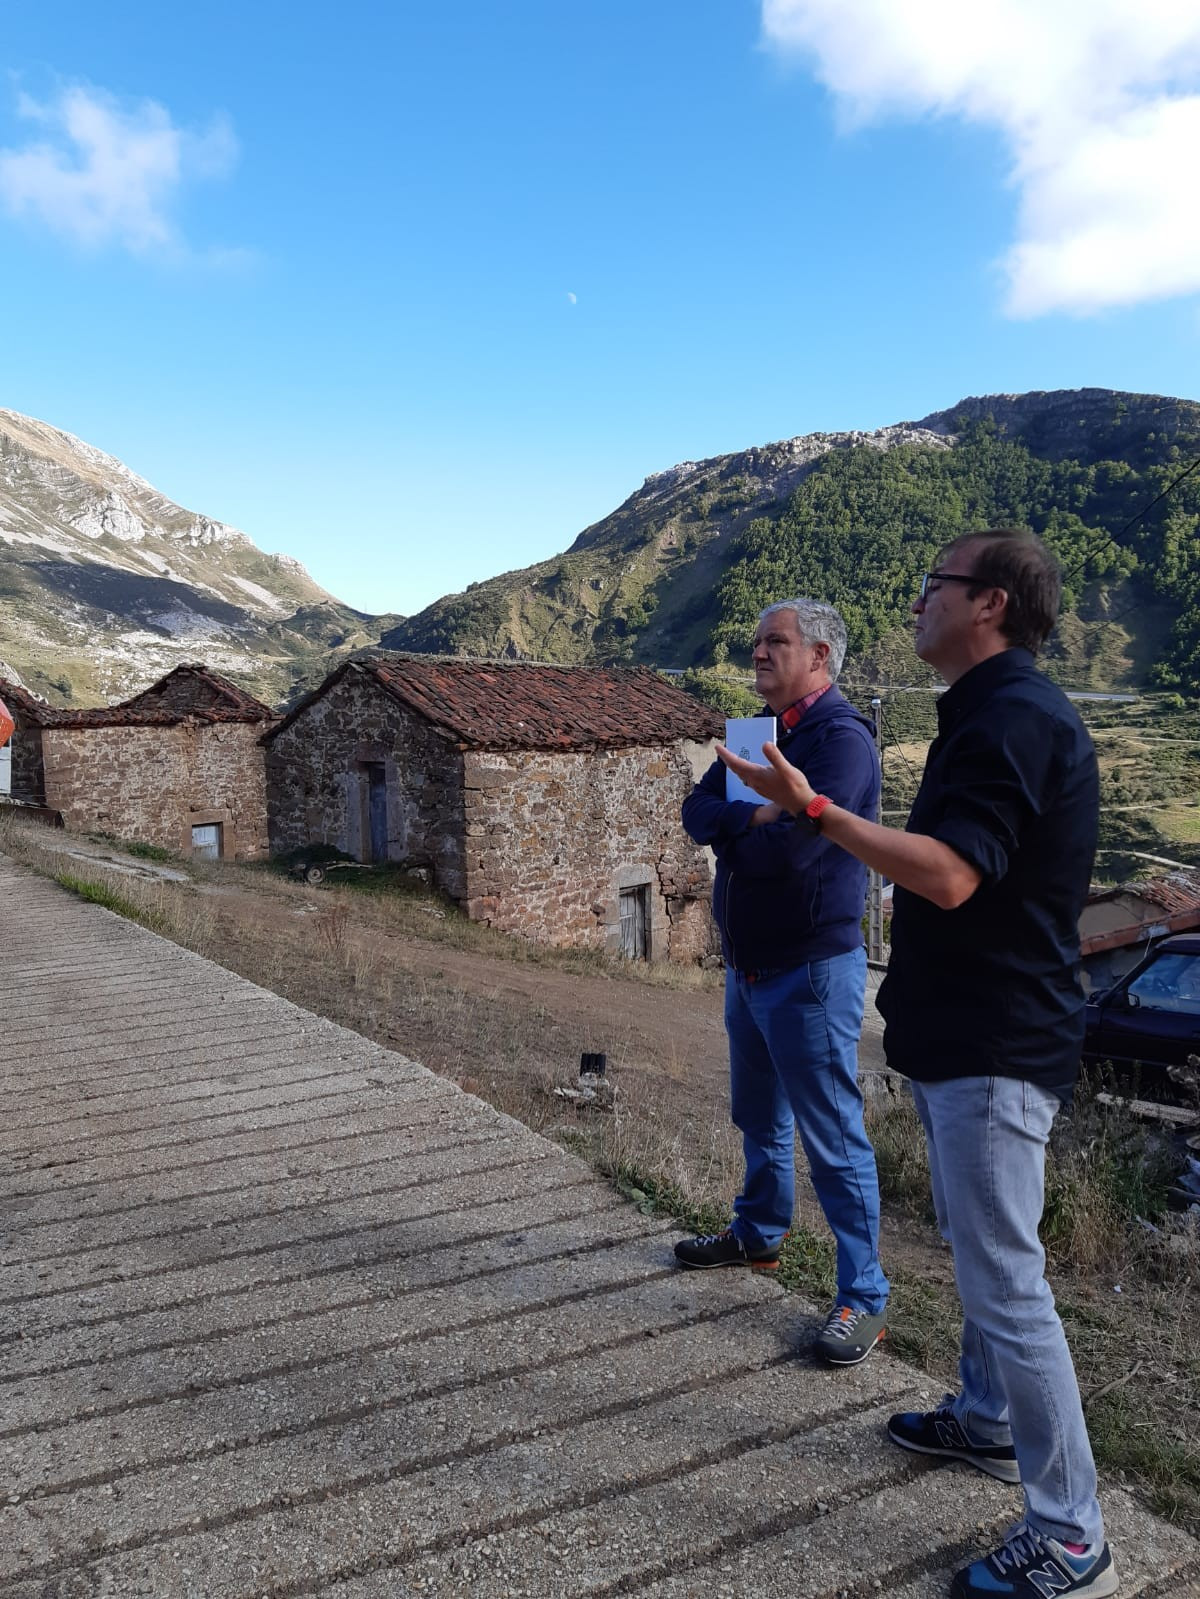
[
  {"left": 0, "top": 84, "right": 238, "bottom": 258},
  {"left": 761, "top": 0, "right": 1200, "bottom": 316},
  {"left": 566, "top": 291, "right": 577, "bottom": 305}
]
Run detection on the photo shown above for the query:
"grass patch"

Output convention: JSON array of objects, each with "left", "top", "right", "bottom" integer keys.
[
  {"left": 1043, "top": 1092, "right": 1177, "bottom": 1269},
  {"left": 865, "top": 1091, "right": 931, "bottom": 1214},
  {"left": 88, "top": 833, "right": 179, "bottom": 863},
  {"left": 880, "top": 1272, "right": 958, "bottom": 1372},
  {"left": 1088, "top": 1389, "right": 1200, "bottom": 1529},
  {"left": 581, "top": 1151, "right": 841, "bottom": 1305},
  {"left": 1153, "top": 803, "right": 1200, "bottom": 846},
  {"left": 53, "top": 870, "right": 165, "bottom": 929}
]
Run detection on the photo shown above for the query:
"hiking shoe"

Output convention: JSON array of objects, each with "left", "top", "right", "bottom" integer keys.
[
  {"left": 813, "top": 1304, "right": 887, "bottom": 1365},
  {"left": 951, "top": 1523, "right": 1117, "bottom": 1598},
  {"left": 673, "top": 1228, "right": 780, "bottom": 1271},
  {"left": 887, "top": 1406, "right": 1020, "bottom": 1484}
]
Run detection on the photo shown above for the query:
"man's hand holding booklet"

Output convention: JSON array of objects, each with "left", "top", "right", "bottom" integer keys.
[{"left": 722, "top": 715, "right": 777, "bottom": 803}]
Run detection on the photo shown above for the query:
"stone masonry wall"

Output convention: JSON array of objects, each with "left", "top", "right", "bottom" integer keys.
[
  {"left": 265, "top": 672, "right": 466, "bottom": 895},
  {"left": 125, "top": 676, "right": 226, "bottom": 714},
  {"left": 461, "top": 742, "right": 715, "bottom": 962},
  {"left": 189, "top": 723, "right": 270, "bottom": 858},
  {"left": 41, "top": 721, "right": 269, "bottom": 859}
]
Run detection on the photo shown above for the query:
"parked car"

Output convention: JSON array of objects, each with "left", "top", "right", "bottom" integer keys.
[{"left": 1083, "top": 932, "right": 1200, "bottom": 1098}]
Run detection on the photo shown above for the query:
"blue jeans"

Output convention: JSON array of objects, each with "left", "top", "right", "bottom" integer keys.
[
  {"left": 725, "top": 948, "right": 889, "bottom": 1314},
  {"left": 911, "top": 1076, "right": 1104, "bottom": 1548}
]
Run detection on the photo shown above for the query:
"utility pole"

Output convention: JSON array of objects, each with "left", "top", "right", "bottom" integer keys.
[{"left": 867, "top": 697, "right": 886, "bottom": 967}]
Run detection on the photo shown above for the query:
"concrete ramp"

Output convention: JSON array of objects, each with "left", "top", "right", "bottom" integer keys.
[{"left": 1, "top": 854, "right": 1196, "bottom": 1597}]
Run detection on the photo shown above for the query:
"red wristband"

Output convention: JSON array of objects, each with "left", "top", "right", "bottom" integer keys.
[{"left": 803, "top": 794, "right": 833, "bottom": 831}]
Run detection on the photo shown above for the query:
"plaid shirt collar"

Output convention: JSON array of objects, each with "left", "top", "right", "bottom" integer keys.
[{"left": 778, "top": 681, "right": 833, "bottom": 731}]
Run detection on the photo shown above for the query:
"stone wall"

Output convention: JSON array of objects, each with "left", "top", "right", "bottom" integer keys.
[
  {"left": 124, "top": 676, "right": 224, "bottom": 714},
  {"left": 41, "top": 721, "right": 269, "bottom": 859},
  {"left": 461, "top": 742, "right": 715, "bottom": 962},
  {"left": 264, "top": 672, "right": 467, "bottom": 895}
]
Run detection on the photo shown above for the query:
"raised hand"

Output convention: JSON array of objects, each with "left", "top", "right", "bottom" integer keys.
[{"left": 714, "top": 741, "right": 816, "bottom": 815}]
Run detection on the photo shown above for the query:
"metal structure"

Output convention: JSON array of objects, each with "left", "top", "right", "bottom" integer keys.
[{"left": 867, "top": 697, "right": 886, "bottom": 966}]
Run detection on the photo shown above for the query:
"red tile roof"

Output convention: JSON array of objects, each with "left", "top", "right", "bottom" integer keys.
[
  {"left": 1122, "top": 873, "right": 1200, "bottom": 917},
  {"left": 1086, "top": 872, "right": 1200, "bottom": 919},
  {"left": 0, "top": 668, "right": 274, "bottom": 729},
  {"left": 0, "top": 680, "right": 53, "bottom": 723},
  {"left": 266, "top": 656, "right": 724, "bottom": 751},
  {"left": 1080, "top": 872, "right": 1200, "bottom": 956}
]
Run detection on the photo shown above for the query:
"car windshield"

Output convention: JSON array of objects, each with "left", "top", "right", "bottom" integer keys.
[{"left": 1126, "top": 952, "right": 1200, "bottom": 1015}]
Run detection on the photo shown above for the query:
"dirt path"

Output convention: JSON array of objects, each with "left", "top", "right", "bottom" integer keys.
[{"left": 191, "top": 872, "right": 886, "bottom": 1105}]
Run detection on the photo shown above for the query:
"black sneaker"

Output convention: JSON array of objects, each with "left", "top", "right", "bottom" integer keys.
[
  {"left": 951, "top": 1523, "right": 1117, "bottom": 1598},
  {"left": 887, "top": 1406, "right": 1020, "bottom": 1484},
  {"left": 673, "top": 1228, "right": 780, "bottom": 1271},
  {"left": 813, "top": 1304, "right": 887, "bottom": 1365}
]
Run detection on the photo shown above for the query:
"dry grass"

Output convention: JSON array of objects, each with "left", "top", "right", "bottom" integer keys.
[
  {"left": 858, "top": 1087, "right": 1200, "bottom": 1531},
  {"left": 1155, "top": 803, "right": 1200, "bottom": 845}
]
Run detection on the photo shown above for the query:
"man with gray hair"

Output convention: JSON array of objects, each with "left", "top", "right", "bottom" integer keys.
[{"left": 676, "top": 598, "right": 889, "bottom": 1365}]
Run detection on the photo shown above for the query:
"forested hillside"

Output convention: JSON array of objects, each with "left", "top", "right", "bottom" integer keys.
[
  {"left": 384, "top": 390, "right": 1200, "bottom": 696},
  {"left": 711, "top": 416, "right": 1200, "bottom": 692}
]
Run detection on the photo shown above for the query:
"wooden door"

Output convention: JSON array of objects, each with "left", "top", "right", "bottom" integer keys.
[{"left": 619, "top": 885, "right": 649, "bottom": 960}]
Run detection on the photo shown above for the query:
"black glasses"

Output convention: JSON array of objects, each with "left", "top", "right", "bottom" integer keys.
[{"left": 918, "top": 570, "right": 978, "bottom": 602}]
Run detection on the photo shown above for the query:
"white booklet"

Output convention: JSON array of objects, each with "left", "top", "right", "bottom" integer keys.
[{"left": 723, "top": 715, "right": 778, "bottom": 803}]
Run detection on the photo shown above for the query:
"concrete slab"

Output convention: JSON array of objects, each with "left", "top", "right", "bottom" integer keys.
[{"left": 1, "top": 852, "right": 1195, "bottom": 1598}]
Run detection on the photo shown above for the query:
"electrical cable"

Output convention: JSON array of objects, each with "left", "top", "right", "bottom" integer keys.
[
  {"left": 878, "top": 702, "right": 923, "bottom": 802},
  {"left": 1062, "top": 450, "right": 1200, "bottom": 585}
]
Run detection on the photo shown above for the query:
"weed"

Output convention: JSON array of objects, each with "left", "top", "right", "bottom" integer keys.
[
  {"left": 316, "top": 903, "right": 352, "bottom": 956},
  {"left": 883, "top": 1272, "right": 960, "bottom": 1373},
  {"left": 88, "top": 833, "right": 177, "bottom": 863},
  {"left": 865, "top": 1090, "right": 931, "bottom": 1214},
  {"left": 53, "top": 871, "right": 166, "bottom": 930},
  {"left": 1043, "top": 1094, "right": 1176, "bottom": 1271},
  {"left": 1088, "top": 1389, "right": 1200, "bottom": 1529}
]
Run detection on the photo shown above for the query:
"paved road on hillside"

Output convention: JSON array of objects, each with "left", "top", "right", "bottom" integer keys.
[{"left": 1, "top": 852, "right": 1197, "bottom": 1598}]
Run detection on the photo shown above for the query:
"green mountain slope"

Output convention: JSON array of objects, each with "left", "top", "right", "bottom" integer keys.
[{"left": 384, "top": 389, "right": 1200, "bottom": 692}]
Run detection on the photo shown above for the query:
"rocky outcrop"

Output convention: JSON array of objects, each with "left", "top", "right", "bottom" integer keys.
[
  {"left": 0, "top": 408, "right": 399, "bottom": 706},
  {"left": 916, "top": 389, "right": 1200, "bottom": 461}
]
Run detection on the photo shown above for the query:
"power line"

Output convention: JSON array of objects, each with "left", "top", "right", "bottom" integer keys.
[
  {"left": 1062, "top": 450, "right": 1200, "bottom": 585},
  {"left": 878, "top": 702, "right": 922, "bottom": 801}
]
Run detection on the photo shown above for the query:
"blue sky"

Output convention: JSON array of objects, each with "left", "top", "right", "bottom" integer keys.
[{"left": 2, "top": 1, "right": 1199, "bottom": 615}]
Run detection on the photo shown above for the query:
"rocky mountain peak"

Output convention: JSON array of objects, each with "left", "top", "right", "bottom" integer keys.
[{"left": 0, "top": 406, "right": 396, "bottom": 706}]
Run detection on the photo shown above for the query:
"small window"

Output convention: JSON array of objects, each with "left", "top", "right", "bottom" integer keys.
[
  {"left": 619, "top": 884, "right": 650, "bottom": 961},
  {"left": 191, "top": 822, "right": 222, "bottom": 861}
]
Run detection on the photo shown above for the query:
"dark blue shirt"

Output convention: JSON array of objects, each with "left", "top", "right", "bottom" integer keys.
[
  {"left": 682, "top": 687, "right": 880, "bottom": 973},
  {"left": 876, "top": 648, "right": 1099, "bottom": 1101}
]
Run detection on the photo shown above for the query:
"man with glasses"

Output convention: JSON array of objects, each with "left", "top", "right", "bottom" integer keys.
[
  {"left": 675, "top": 598, "right": 890, "bottom": 1368},
  {"left": 715, "top": 532, "right": 1113, "bottom": 1599}
]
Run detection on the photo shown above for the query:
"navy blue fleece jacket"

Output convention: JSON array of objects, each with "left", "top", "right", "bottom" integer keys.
[{"left": 681, "top": 687, "right": 881, "bottom": 973}]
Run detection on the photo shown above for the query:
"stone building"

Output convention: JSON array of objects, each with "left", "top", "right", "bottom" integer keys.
[
  {"left": 0, "top": 664, "right": 275, "bottom": 860},
  {"left": 263, "top": 656, "right": 723, "bottom": 961}
]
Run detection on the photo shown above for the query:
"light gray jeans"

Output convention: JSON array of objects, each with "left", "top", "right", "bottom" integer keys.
[{"left": 910, "top": 1075, "right": 1104, "bottom": 1548}]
